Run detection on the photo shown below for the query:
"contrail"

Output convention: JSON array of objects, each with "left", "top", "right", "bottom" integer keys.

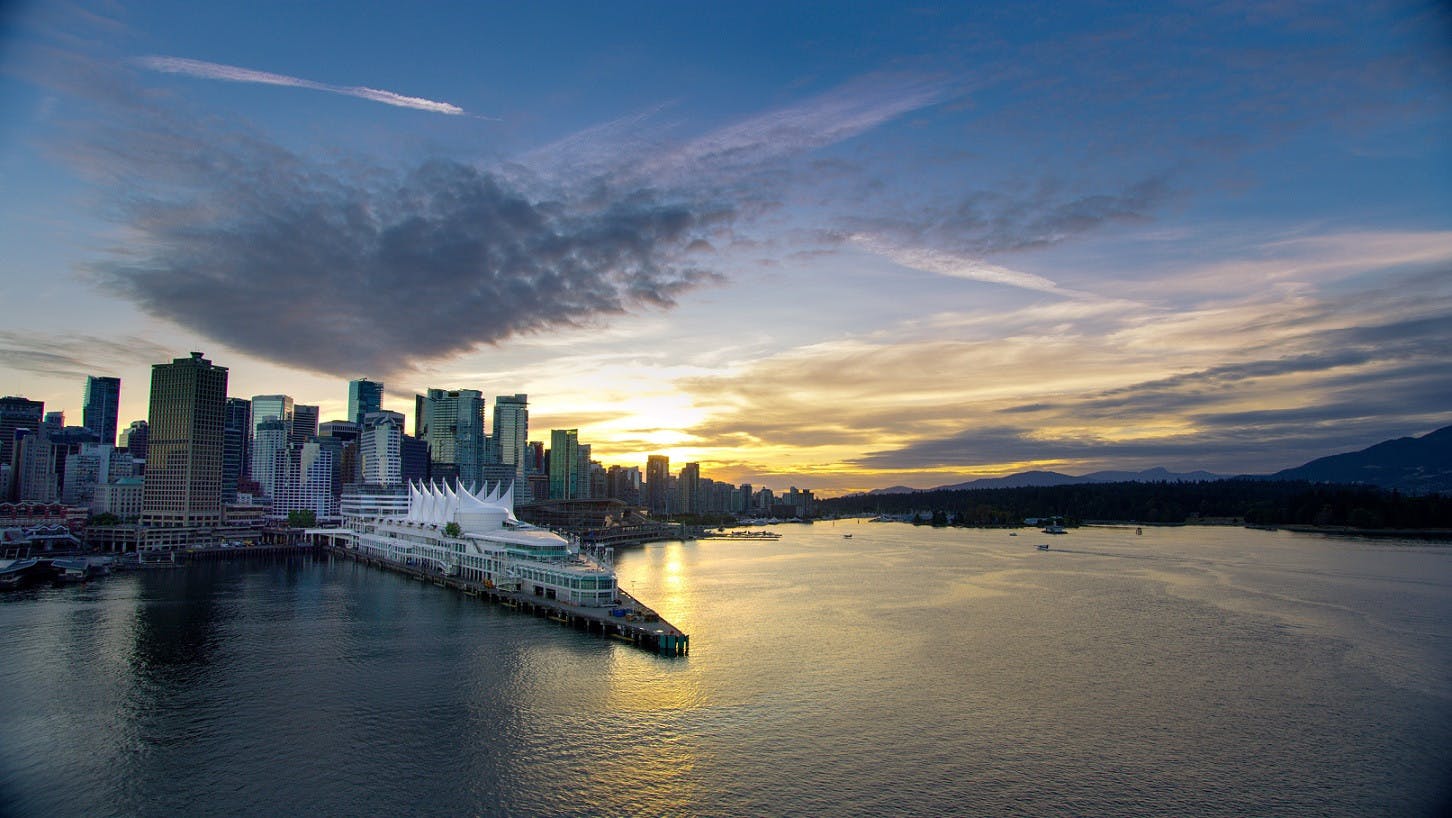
[{"left": 135, "top": 55, "right": 469, "bottom": 116}]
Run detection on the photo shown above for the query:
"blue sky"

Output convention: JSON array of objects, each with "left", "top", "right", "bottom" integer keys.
[{"left": 2, "top": 1, "right": 1449, "bottom": 493}]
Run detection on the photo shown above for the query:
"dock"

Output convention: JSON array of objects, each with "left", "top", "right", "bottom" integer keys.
[{"left": 323, "top": 543, "right": 689, "bottom": 657}]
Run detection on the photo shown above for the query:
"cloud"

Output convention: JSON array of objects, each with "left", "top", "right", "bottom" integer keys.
[
  {"left": 135, "top": 55, "right": 471, "bottom": 116},
  {"left": 91, "top": 155, "right": 732, "bottom": 376},
  {"left": 0, "top": 331, "right": 175, "bottom": 382}
]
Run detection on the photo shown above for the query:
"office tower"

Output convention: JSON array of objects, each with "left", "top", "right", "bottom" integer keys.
[
  {"left": 13, "top": 430, "right": 56, "bottom": 502},
  {"left": 0, "top": 396, "right": 44, "bottom": 475},
  {"left": 348, "top": 379, "right": 384, "bottom": 427},
  {"left": 679, "top": 462, "right": 701, "bottom": 514},
  {"left": 222, "top": 398, "right": 251, "bottom": 503},
  {"left": 415, "top": 388, "right": 485, "bottom": 485},
  {"left": 291, "top": 404, "right": 319, "bottom": 445},
  {"left": 320, "top": 420, "right": 362, "bottom": 488},
  {"left": 361, "top": 414, "right": 402, "bottom": 485},
  {"left": 42, "top": 411, "right": 64, "bottom": 434},
  {"left": 62, "top": 442, "right": 120, "bottom": 506},
  {"left": 577, "top": 443, "right": 593, "bottom": 499},
  {"left": 400, "top": 434, "right": 429, "bottom": 484},
  {"left": 491, "top": 394, "right": 529, "bottom": 501},
  {"left": 251, "top": 394, "right": 294, "bottom": 434},
  {"left": 119, "top": 420, "right": 149, "bottom": 459},
  {"left": 82, "top": 376, "right": 121, "bottom": 447},
  {"left": 548, "top": 429, "right": 581, "bottom": 500},
  {"left": 646, "top": 455, "right": 671, "bottom": 514},
  {"left": 141, "top": 352, "right": 228, "bottom": 528},
  {"left": 251, "top": 418, "right": 288, "bottom": 499}
]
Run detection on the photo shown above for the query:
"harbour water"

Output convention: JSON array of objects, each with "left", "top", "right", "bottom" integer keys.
[{"left": 2, "top": 523, "right": 1449, "bottom": 816}]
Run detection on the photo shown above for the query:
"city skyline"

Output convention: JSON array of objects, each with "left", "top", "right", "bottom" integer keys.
[{"left": 2, "top": 2, "right": 1449, "bottom": 494}]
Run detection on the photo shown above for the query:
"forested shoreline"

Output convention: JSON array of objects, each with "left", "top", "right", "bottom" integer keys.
[{"left": 818, "top": 480, "right": 1452, "bottom": 531}]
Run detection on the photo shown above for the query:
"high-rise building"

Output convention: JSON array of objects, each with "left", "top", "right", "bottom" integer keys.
[
  {"left": 222, "top": 397, "right": 252, "bottom": 503},
  {"left": 82, "top": 376, "right": 121, "bottom": 447},
  {"left": 141, "top": 352, "right": 228, "bottom": 529},
  {"left": 679, "top": 462, "right": 701, "bottom": 514},
  {"left": 251, "top": 418, "right": 289, "bottom": 500},
  {"left": 0, "top": 396, "right": 44, "bottom": 471},
  {"left": 548, "top": 429, "right": 580, "bottom": 500},
  {"left": 13, "top": 429, "right": 56, "bottom": 502},
  {"left": 491, "top": 394, "right": 529, "bottom": 501},
  {"left": 348, "top": 379, "right": 384, "bottom": 427},
  {"left": 42, "top": 411, "right": 64, "bottom": 435},
  {"left": 361, "top": 414, "right": 403, "bottom": 486},
  {"left": 270, "top": 440, "right": 337, "bottom": 521},
  {"left": 119, "top": 419, "right": 149, "bottom": 461},
  {"left": 291, "top": 404, "right": 319, "bottom": 445},
  {"left": 415, "top": 388, "right": 485, "bottom": 486},
  {"left": 400, "top": 433, "right": 429, "bottom": 484},
  {"left": 646, "top": 455, "right": 671, "bottom": 514},
  {"left": 251, "top": 394, "right": 294, "bottom": 435}
]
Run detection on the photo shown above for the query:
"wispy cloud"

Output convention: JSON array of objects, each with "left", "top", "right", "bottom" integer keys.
[{"left": 135, "top": 55, "right": 472, "bottom": 116}]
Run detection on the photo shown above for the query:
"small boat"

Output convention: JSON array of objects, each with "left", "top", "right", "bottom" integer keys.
[
  {"left": 1009, "top": 532, "right": 1018, "bottom": 536},
  {"left": 842, "top": 534, "right": 853, "bottom": 539},
  {"left": 1136, "top": 527, "right": 1143, "bottom": 535},
  {"left": 1042, "top": 525, "right": 1067, "bottom": 535},
  {"left": 1036, "top": 543, "right": 1050, "bottom": 551}
]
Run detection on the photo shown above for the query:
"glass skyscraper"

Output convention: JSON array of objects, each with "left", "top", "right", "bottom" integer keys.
[
  {"left": 141, "top": 352, "right": 228, "bottom": 529},
  {"left": 348, "top": 379, "right": 384, "bottom": 427},
  {"left": 82, "top": 375, "right": 121, "bottom": 447}
]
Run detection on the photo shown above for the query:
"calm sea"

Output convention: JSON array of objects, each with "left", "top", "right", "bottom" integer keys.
[{"left": 2, "top": 523, "right": 1449, "bottom": 817}]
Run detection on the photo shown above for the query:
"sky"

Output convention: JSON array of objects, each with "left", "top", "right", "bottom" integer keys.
[{"left": 1, "top": 1, "right": 1449, "bottom": 495}]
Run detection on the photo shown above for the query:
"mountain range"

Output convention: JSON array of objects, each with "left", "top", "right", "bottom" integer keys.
[{"left": 870, "top": 424, "right": 1452, "bottom": 495}]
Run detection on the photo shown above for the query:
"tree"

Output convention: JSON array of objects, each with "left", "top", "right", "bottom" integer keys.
[
  {"left": 287, "top": 509, "right": 316, "bottom": 528},
  {"left": 443, "top": 521, "right": 462, "bottom": 537}
]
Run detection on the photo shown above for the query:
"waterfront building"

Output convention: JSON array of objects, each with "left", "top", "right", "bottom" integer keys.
[
  {"left": 251, "top": 418, "right": 288, "bottom": 500},
  {"left": 348, "top": 379, "right": 384, "bottom": 427},
  {"left": 93, "top": 476, "right": 144, "bottom": 519},
  {"left": 337, "top": 480, "right": 617, "bottom": 607},
  {"left": 270, "top": 441, "right": 337, "bottom": 521},
  {"left": 222, "top": 397, "right": 252, "bottom": 503},
  {"left": 361, "top": 414, "right": 403, "bottom": 486},
  {"left": 141, "top": 352, "right": 228, "bottom": 530},
  {"left": 548, "top": 429, "right": 582, "bottom": 500},
  {"left": 0, "top": 397, "right": 44, "bottom": 471},
  {"left": 415, "top": 388, "right": 486, "bottom": 485},
  {"left": 491, "top": 394, "right": 530, "bottom": 503},
  {"left": 646, "top": 455, "right": 671, "bottom": 515},
  {"left": 119, "top": 420, "right": 148, "bottom": 461},
  {"left": 341, "top": 483, "right": 408, "bottom": 518},
  {"left": 82, "top": 376, "right": 121, "bottom": 447}
]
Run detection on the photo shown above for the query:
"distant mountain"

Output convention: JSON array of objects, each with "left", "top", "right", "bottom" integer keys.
[
  {"left": 925, "top": 467, "right": 1225, "bottom": 493},
  {"left": 867, "top": 485, "right": 919, "bottom": 495},
  {"left": 1267, "top": 424, "right": 1452, "bottom": 494}
]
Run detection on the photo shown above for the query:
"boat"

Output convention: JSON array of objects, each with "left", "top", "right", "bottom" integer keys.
[
  {"left": 1009, "top": 532, "right": 1018, "bottom": 536},
  {"left": 1136, "top": 527, "right": 1143, "bottom": 535},
  {"left": 842, "top": 534, "right": 853, "bottom": 539},
  {"left": 1042, "top": 524, "right": 1067, "bottom": 535},
  {"left": 1036, "top": 543, "right": 1050, "bottom": 551}
]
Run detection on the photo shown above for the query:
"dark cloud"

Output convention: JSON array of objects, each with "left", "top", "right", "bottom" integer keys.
[{"left": 53, "top": 56, "right": 732, "bottom": 377}]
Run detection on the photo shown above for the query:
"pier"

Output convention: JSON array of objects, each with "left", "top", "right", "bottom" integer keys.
[{"left": 323, "top": 542, "right": 689, "bottom": 657}]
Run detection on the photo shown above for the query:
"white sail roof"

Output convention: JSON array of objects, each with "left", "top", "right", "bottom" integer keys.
[{"left": 400, "top": 479, "right": 519, "bottom": 530}]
